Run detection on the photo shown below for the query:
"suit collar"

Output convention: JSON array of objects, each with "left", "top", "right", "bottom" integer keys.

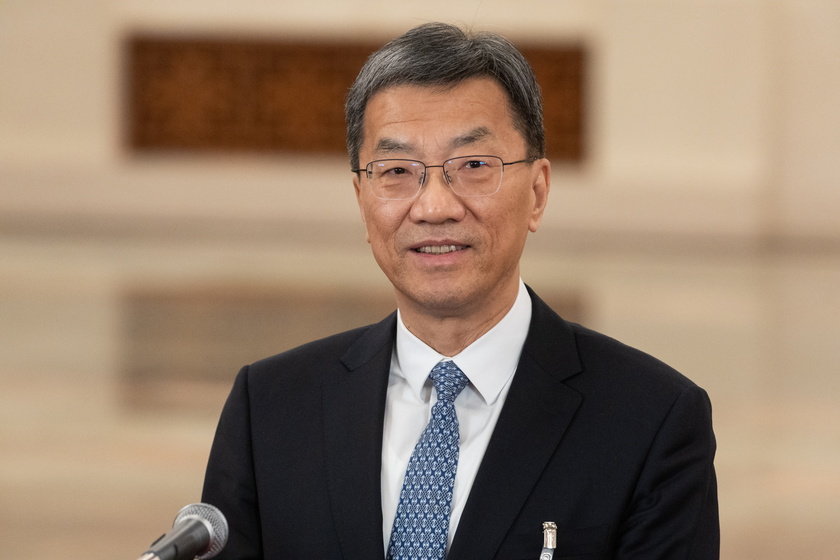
[
  {"left": 322, "top": 312, "right": 396, "bottom": 560},
  {"left": 448, "top": 289, "right": 584, "bottom": 560},
  {"left": 521, "top": 286, "right": 583, "bottom": 382},
  {"left": 340, "top": 311, "right": 397, "bottom": 371}
]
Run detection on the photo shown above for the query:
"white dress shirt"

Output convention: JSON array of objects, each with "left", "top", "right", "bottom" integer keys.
[{"left": 381, "top": 280, "right": 532, "bottom": 553}]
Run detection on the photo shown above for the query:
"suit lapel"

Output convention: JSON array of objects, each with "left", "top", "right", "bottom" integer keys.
[
  {"left": 322, "top": 313, "right": 396, "bottom": 560},
  {"left": 448, "top": 292, "right": 584, "bottom": 560}
]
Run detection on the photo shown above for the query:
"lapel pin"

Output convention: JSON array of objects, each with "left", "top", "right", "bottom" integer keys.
[{"left": 539, "top": 521, "right": 557, "bottom": 559}]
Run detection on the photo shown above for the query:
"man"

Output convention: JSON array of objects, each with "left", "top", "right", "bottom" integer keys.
[{"left": 202, "top": 22, "right": 719, "bottom": 559}]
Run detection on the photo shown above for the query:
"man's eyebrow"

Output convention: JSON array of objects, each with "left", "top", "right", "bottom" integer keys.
[
  {"left": 373, "top": 138, "right": 413, "bottom": 155},
  {"left": 450, "top": 126, "right": 493, "bottom": 149},
  {"left": 372, "top": 127, "right": 494, "bottom": 156}
]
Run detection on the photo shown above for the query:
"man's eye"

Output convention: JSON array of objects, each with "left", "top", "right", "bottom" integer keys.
[{"left": 461, "top": 159, "right": 489, "bottom": 171}]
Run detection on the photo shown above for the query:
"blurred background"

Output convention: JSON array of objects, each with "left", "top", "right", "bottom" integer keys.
[{"left": 1, "top": 1, "right": 839, "bottom": 558}]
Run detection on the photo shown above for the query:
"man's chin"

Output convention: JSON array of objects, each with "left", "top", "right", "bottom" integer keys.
[{"left": 395, "top": 286, "right": 474, "bottom": 316}]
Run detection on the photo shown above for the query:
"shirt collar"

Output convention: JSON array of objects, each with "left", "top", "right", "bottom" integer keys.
[{"left": 394, "top": 280, "right": 532, "bottom": 405}]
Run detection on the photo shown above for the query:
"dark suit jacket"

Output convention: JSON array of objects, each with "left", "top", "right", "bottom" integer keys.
[{"left": 202, "top": 289, "right": 719, "bottom": 559}]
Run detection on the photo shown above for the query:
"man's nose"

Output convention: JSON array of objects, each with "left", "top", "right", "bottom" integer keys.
[{"left": 409, "top": 165, "right": 466, "bottom": 223}]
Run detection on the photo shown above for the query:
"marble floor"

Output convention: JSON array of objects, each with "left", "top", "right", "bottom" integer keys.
[{"left": 1, "top": 234, "right": 839, "bottom": 559}]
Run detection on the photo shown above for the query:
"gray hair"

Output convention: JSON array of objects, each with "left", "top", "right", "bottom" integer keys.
[{"left": 345, "top": 22, "right": 545, "bottom": 171}]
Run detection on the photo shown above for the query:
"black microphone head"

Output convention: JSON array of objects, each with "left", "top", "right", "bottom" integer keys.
[{"left": 173, "top": 503, "right": 228, "bottom": 560}]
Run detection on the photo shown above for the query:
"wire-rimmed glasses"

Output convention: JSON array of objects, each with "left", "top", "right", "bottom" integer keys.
[{"left": 352, "top": 155, "right": 537, "bottom": 200}]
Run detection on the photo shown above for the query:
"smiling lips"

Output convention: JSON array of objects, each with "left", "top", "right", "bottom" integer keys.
[{"left": 414, "top": 245, "right": 468, "bottom": 255}]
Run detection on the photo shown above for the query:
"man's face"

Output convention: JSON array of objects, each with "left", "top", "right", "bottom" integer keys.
[{"left": 353, "top": 77, "right": 550, "bottom": 320}]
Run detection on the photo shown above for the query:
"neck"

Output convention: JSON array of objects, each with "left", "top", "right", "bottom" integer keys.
[{"left": 397, "top": 283, "right": 520, "bottom": 356}]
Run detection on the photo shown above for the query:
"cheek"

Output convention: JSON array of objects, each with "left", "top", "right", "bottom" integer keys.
[
  {"left": 478, "top": 190, "right": 532, "bottom": 230},
  {"left": 361, "top": 202, "right": 406, "bottom": 246},
  {"left": 480, "top": 195, "right": 535, "bottom": 253}
]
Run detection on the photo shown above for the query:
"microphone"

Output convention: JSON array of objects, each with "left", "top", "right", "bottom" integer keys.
[{"left": 137, "top": 503, "right": 229, "bottom": 560}]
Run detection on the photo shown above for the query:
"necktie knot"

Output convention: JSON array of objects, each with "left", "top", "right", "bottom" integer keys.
[{"left": 430, "top": 361, "right": 469, "bottom": 403}]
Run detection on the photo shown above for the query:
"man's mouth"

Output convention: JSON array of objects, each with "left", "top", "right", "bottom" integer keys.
[{"left": 414, "top": 245, "right": 468, "bottom": 255}]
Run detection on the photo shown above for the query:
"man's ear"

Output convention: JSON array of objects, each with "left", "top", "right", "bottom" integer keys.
[
  {"left": 528, "top": 157, "right": 551, "bottom": 233},
  {"left": 353, "top": 174, "right": 371, "bottom": 243}
]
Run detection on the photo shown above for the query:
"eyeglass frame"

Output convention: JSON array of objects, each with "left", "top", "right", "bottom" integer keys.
[{"left": 351, "top": 155, "right": 538, "bottom": 200}]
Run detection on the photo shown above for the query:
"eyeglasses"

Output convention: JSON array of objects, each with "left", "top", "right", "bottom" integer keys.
[{"left": 352, "top": 155, "right": 537, "bottom": 200}]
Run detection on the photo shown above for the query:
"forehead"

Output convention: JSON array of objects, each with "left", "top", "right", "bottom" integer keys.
[{"left": 361, "top": 77, "right": 523, "bottom": 157}]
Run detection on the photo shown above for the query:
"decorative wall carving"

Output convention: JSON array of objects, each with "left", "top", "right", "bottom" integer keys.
[{"left": 127, "top": 36, "right": 585, "bottom": 160}]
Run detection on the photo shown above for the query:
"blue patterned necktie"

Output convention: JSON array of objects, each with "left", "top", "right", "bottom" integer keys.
[{"left": 387, "top": 360, "right": 470, "bottom": 560}]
